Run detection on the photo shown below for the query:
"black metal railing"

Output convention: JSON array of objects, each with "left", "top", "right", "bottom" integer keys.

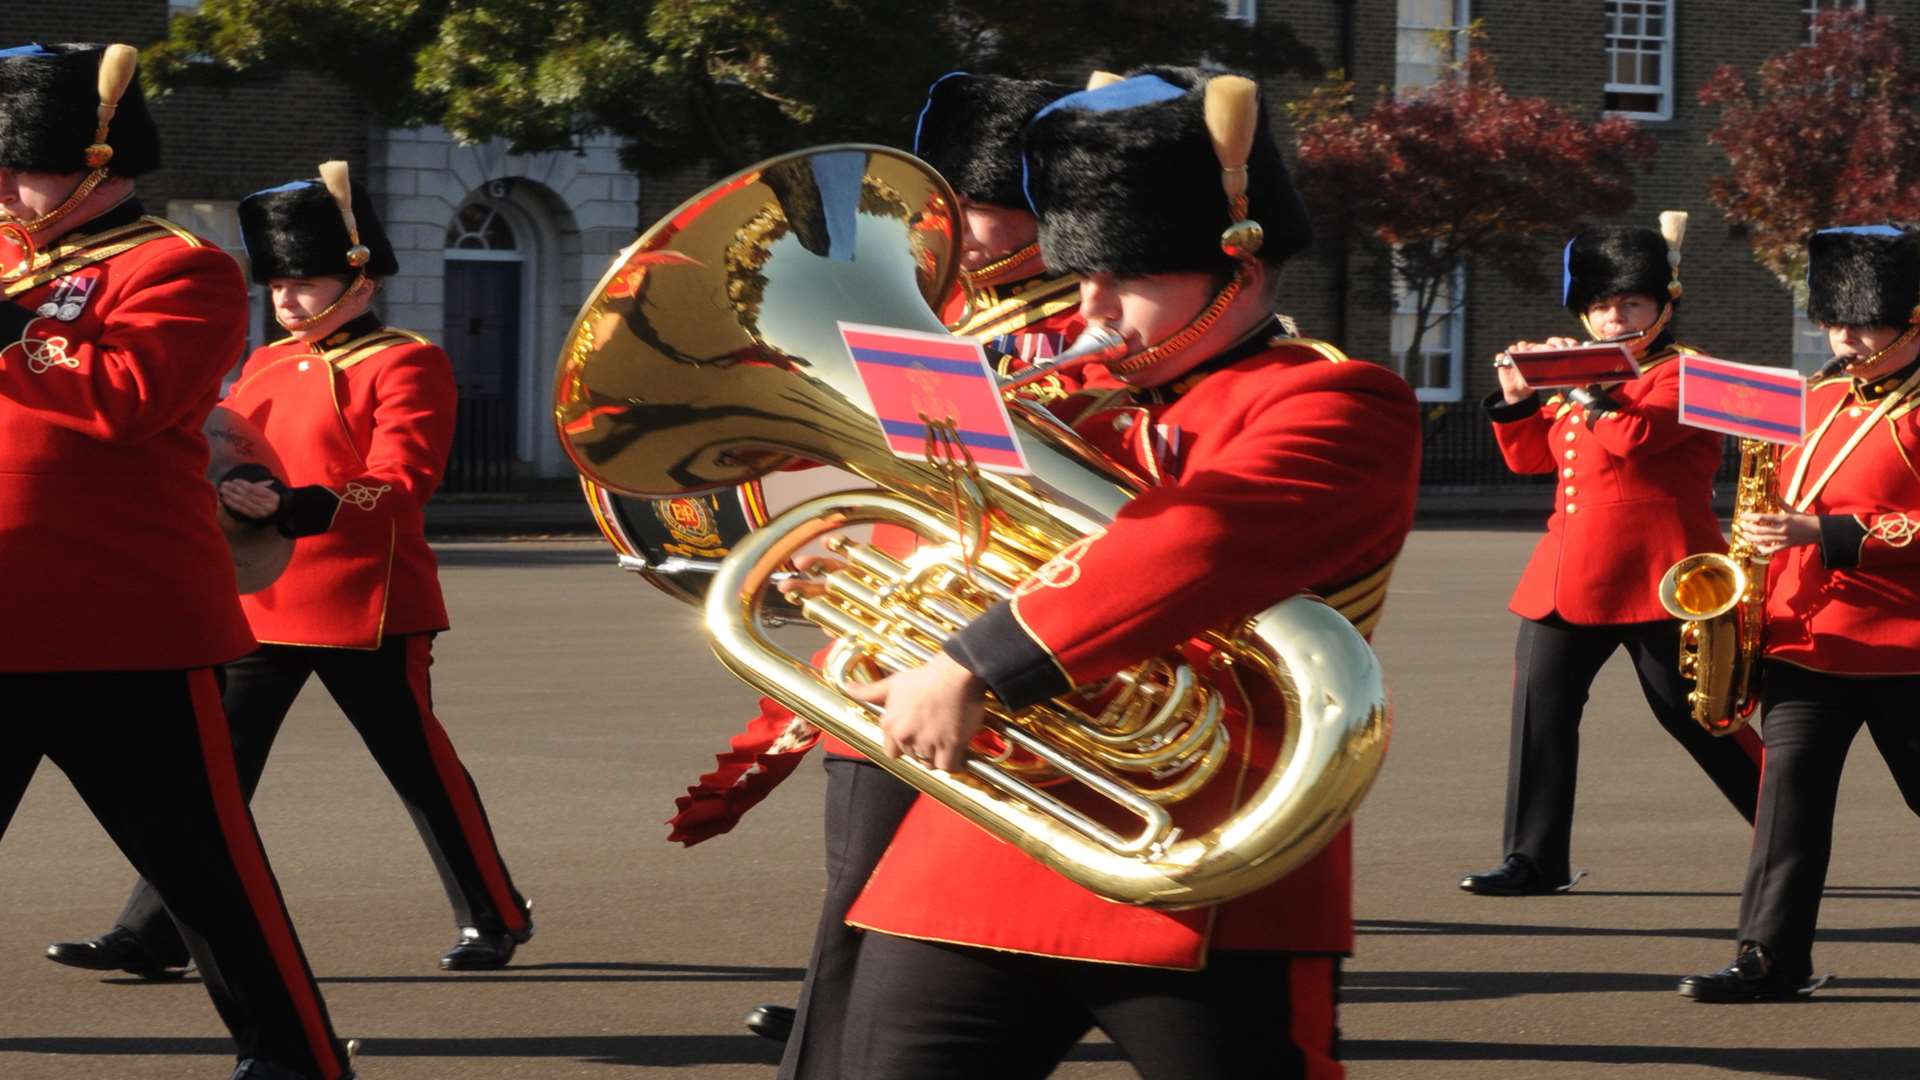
[
  {"left": 1419, "top": 404, "right": 1742, "bottom": 489},
  {"left": 442, "top": 396, "right": 517, "bottom": 493}
]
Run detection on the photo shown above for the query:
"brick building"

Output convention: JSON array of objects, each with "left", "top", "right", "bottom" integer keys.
[
  {"left": 7, "top": 2, "right": 1918, "bottom": 491},
  {"left": 3, "top": 1, "right": 639, "bottom": 492},
  {"left": 1260, "top": 0, "right": 1920, "bottom": 485}
]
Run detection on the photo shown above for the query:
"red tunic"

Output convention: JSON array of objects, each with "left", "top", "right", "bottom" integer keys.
[
  {"left": 1490, "top": 345, "right": 1727, "bottom": 625},
  {"left": 1766, "top": 367, "right": 1920, "bottom": 675},
  {"left": 0, "top": 213, "right": 255, "bottom": 671},
  {"left": 846, "top": 340, "right": 1423, "bottom": 968},
  {"left": 223, "top": 322, "right": 456, "bottom": 649}
]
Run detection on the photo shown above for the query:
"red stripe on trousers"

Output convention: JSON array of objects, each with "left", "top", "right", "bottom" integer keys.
[
  {"left": 1733, "top": 724, "right": 1764, "bottom": 771},
  {"left": 1288, "top": 956, "right": 1343, "bottom": 1080},
  {"left": 403, "top": 635, "right": 526, "bottom": 931},
  {"left": 190, "top": 668, "right": 343, "bottom": 1079}
]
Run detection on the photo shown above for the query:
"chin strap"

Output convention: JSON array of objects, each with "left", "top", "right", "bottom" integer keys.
[
  {"left": 1107, "top": 268, "right": 1248, "bottom": 379},
  {"left": 277, "top": 273, "right": 367, "bottom": 334},
  {"left": 960, "top": 242, "right": 1041, "bottom": 292}
]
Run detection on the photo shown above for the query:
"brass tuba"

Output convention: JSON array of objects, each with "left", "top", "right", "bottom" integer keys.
[
  {"left": 1658, "top": 438, "right": 1776, "bottom": 734},
  {"left": 553, "top": 146, "right": 1390, "bottom": 909}
]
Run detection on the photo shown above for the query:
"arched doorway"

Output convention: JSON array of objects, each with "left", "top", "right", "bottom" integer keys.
[{"left": 442, "top": 198, "right": 528, "bottom": 492}]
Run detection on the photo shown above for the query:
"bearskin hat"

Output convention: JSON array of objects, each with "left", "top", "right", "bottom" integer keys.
[
  {"left": 1561, "top": 226, "right": 1674, "bottom": 313},
  {"left": 1019, "top": 66, "right": 1311, "bottom": 278},
  {"left": 913, "top": 73, "right": 1073, "bottom": 209},
  {"left": 1805, "top": 225, "right": 1920, "bottom": 329},
  {"left": 238, "top": 177, "right": 399, "bottom": 283},
  {"left": 0, "top": 43, "right": 160, "bottom": 177}
]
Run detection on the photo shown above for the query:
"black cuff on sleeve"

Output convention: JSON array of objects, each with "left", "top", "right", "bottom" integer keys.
[
  {"left": 1817, "top": 514, "right": 1869, "bottom": 570},
  {"left": 942, "top": 601, "right": 1072, "bottom": 710},
  {"left": 277, "top": 484, "right": 342, "bottom": 539},
  {"left": 215, "top": 464, "right": 289, "bottom": 527},
  {"left": 1482, "top": 389, "right": 1541, "bottom": 423},
  {"left": 0, "top": 302, "right": 33, "bottom": 343}
]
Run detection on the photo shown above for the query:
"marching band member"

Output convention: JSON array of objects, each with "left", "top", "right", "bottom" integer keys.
[
  {"left": 1680, "top": 225, "right": 1920, "bottom": 1001},
  {"left": 47, "top": 163, "right": 533, "bottom": 978},
  {"left": 832, "top": 67, "right": 1421, "bottom": 1078},
  {"left": 0, "top": 42, "right": 355, "bottom": 1080},
  {"left": 1460, "top": 223, "right": 1762, "bottom": 897},
  {"left": 671, "top": 72, "right": 1084, "bottom": 1072}
]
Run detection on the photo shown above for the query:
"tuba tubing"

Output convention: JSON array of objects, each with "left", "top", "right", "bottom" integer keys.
[{"left": 556, "top": 143, "right": 1393, "bottom": 909}]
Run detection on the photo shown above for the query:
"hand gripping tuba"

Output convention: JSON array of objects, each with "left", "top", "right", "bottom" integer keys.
[{"left": 553, "top": 146, "right": 1391, "bottom": 909}]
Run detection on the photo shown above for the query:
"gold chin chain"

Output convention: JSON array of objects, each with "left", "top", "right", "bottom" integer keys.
[
  {"left": 10, "top": 168, "right": 111, "bottom": 235},
  {"left": 279, "top": 271, "right": 368, "bottom": 334},
  {"left": 1107, "top": 268, "right": 1247, "bottom": 379},
  {"left": 0, "top": 172, "right": 121, "bottom": 281},
  {"left": 1841, "top": 322, "right": 1920, "bottom": 380},
  {"left": 960, "top": 242, "right": 1042, "bottom": 291}
]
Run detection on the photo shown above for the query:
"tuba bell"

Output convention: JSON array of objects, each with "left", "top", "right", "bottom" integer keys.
[{"left": 553, "top": 145, "right": 1391, "bottom": 909}]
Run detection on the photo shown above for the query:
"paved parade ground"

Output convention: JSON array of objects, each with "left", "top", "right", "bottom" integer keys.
[{"left": 2, "top": 531, "right": 1916, "bottom": 1080}]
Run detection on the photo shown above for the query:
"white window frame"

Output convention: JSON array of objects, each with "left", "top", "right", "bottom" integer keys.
[
  {"left": 1394, "top": 0, "right": 1473, "bottom": 92},
  {"left": 1604, "top": 0, "right": 1675, "bottom": 122},
  {"left": 1804, "top": 0, "right": 1867, "bottom": 43},
  {"left": 1790, "top": 301, "right": 1834, "bottom": 376},
  {"left": 1392, "top": 265, "right": 1467, "bottom": 402},
  {"left": 1221, "top": 0, "right": 1258, "bottom": 25}
]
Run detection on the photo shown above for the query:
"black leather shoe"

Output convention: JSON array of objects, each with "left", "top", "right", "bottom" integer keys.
[
  {"left": 440, "top": 902, "right": 535, "bottom": 971},
  {"left": 46, "top": 927, "right": 192, "bottom": 980},
  {"left": 1457, "top": 854, "right": 1574, "bottom": 896},
  {"left": 745, "top": 1003, "right": 795, "bottom": 1043},
  {"left": 1678, "top": 943, "right": 1822, "bottom": 1003}
]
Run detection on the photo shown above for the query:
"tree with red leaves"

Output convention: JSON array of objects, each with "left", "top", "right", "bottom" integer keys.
[
  {"left": 1702, "top": 10, "right": 1920, "bottom": 286},
  {"left": 1290, "top": 42, "right": 1654, "bottom": 375}
]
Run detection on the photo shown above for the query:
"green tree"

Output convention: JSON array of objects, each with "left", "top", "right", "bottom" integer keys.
[{"left": 145, "top": 0, "right": 1317, "bottom": 174}]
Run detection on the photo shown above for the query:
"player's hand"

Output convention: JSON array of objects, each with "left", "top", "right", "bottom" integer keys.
[
  {"left": 219, "top": 478, "right": 284, "bottom": 523},
  {"left": 848, "top": 652, "right": 989, "bottom": 773},
  {"left": 1737, "top": 511, "right": 1820, "bottom": 556}
]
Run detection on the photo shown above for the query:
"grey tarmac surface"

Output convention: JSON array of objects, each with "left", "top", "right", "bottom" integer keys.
[{"left": 1, "top": 531, "right": 1915, "bottom": 1080}]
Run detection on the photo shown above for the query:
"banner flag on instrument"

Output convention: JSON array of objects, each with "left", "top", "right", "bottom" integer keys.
[
  {"left": 1677, "top": 355, "right": 1807, "bottom": 444},
  {"left": 1507, "top": 343, "right": 1642, "bottom": 388},
  {"left": 840, "top": 322, "right": 1031, "bottom": 474}
]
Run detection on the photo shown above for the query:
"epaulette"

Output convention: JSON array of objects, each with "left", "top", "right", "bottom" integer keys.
[
  {"left": 2, "top": 217, "right": 187, "bottom": 299},
  {"left": 1268, "top": 337, "right": 1351, "bottom": 364},
  {"left": 330, "top": 327, "right": 433, "bottom": 371}
]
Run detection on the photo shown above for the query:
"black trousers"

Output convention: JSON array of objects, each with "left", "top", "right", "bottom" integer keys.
[
  {"left": 1736, "top": 661, "right": 1920, "bottom": 977},
  {"left": 0, "top": 669, "right": 351, "bottom": 1078},
  {"left": 114, "top": 636, "right": 528, "bottom": 963},
  {"left": 1503, "top": 615, "right": 1763, "bottom": 881},
  {"left": 842, "top": 935, "right": 1342, "bottom": 1079},
  {"left": 779, "top": 755, "right": 920, "bottom": 1080}
]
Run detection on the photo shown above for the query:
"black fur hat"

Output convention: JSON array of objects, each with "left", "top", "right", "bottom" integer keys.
[
  {"left": 1562, "top": 226, "right": 1674, "bottom": 313},
  {"left": 238, "top": 177, "right": 399, "bottom": 283},
  {"left": 0, "top": 43, "right": 160, "bottom": 177},
  {"left": 1805, "top": 225, "right": 1920, "bottom": 328},
  {"left": 913, "top": 73, "right": 1073, "bottom": 209},
  {"left": 1019, "top": 66, "right": 1311, "bottom": 278}
]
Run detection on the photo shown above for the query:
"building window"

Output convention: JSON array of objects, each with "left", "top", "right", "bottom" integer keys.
[
  {"left": 1804, "top": 0, "right": 1867, "bottom": 42},
  {"left": 1392, "top": 267, "right": 1467, "bottom": 402},
  {"left": 445, "top": 202, "right": 520, "bottom": 252},
  {"left": 1221, "top": 0, "right": 1257, "bottom": 24},
  {"left": 1605, "top": 0, "right": 1674, "bottom": 120},
  {"left": 1791, "top": 303, "right": 1833, "bottom": 376},
  {"left": 1396, "top": 0, "right": 1472, "bottom": 91}
]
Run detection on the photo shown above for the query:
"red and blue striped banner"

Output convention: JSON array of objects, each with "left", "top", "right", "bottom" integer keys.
[
  {"left": 840, "top": 322, "right": 1030, "bottom": 474},
  {"left": 1677, "top": 355, "right": 1807, "bottom": 445},
  {"left": 1510, "top": 343, "right": 1641, "bottom": 388}
]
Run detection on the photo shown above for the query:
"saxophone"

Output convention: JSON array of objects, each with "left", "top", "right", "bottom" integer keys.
[{"left": 1657, "top": 438, "right": 1776, "bottom": 734}]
